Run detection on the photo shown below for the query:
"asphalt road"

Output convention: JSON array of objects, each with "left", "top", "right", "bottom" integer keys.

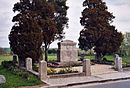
[{"left": 81, "top": 80, "right": 130, "bottom": 88}]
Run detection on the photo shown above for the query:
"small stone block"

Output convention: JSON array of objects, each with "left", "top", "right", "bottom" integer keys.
[
  {"left": 83, "top": 59, "right": 91, "bottom": 76},
  {"left": 26, "top": 58, "right": 32, "bottom": 71},
  {"left": 39, "top": 60, "right": 47, "bottom": 80}
]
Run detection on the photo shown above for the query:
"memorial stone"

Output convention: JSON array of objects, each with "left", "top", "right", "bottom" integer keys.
[
  {"left": 26, "top": 58, "right": 32, "bottom": 71},
  {"left": 57, "top": 40, "right": 78, "bottom": 62},
  {"left": 39, "top": 60, "right": 47, "bottom": 80},
  {"left": 83, "top": 59, "right": 91, "bottom": 76}
]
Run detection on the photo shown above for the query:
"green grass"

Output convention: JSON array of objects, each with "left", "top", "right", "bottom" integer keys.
[
  {"left": 85, "top": 55, "right": 130, "bottom": 64},
  {"left": 0, "top": 55, "right": 57, "bottom": 65},
  {"left": 0, "top": 55, "right": 130, "bottom": 64},
  {"left": 0, "top": 54, "right": 130, "bottom": 88},
  {"left": 0, "top": 66, "right": 43, "bottom": 88},
  {"left": 0, "top": 56, "right": 13, "bottom": 65}
]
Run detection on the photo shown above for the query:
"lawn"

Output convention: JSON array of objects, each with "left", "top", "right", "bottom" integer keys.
[
  {"left": 0, "top": 65, "right": 43, "bottom": 88},
  {"left": 0, "top": 56, "right": 13, "bottom": 65},
  {"left": 85, "top": 55, "right": 130, "bottom": 64},
  {"left": 0, "top": 54, "right": 130, "bottom": 88},
  {"left": 0, "top": 55, "right": 57, "bottom": 65},
  {"left": 0, "top": 55, "right": 130, "bottom": 64}
]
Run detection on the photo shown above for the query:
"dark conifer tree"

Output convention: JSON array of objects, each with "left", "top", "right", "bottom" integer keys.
[
  {"left": 48, "top": 0, "right": 69, "bottom": 40},
  {"left": 79, "top": 0, "right": 123, "bottom": 61},
  {"left": 9, "top": 0, "right": 57, "bottom": 64}
]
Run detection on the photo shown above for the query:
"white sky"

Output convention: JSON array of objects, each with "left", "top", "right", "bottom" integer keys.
[{"left": 0, "top": 0, "right": 130, "bottom": 48}]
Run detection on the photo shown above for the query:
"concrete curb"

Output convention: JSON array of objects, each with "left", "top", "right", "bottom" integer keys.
[
  {"left": 67, "top": 77, "right": 130, "bottom": 87},
  {"left": 43, "top": 77, "right": 130, "bottom": 88}
]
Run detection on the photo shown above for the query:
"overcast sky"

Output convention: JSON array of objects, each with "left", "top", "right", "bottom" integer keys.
[{"left": 0, "top": 0, "right": 130, "bottom": 48}]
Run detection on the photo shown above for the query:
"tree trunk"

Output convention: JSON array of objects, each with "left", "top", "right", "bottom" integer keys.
[
  {"left": 95, "top": 53, "right": 102, "bottom": 62},
  {"left": 45, "top": 44, "right": 48, "bottom": 62},
  {"left": 18, "top": 57, "right": 25, "bottom": 67}
]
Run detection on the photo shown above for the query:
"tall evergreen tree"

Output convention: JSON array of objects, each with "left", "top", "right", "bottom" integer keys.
[
  {"left": 9, "top": 0, "right": 57, "bottom": 64},
  {"left": 79, "top": 0, "right": 123, "bottom": 61},
  {"left": 48, "top": 0, "right": 69, "bottom": 40}
]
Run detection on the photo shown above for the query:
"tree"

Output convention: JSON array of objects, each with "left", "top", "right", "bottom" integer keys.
[
  {"left": 0, "top": 48, "right": 5, "bottom": 55},
  {"left": 41, "top": 20, "right": 57, "bottom": 62},
  {"left": 119, "top": 32, "right": 130, "bottom": 56},
  {"left": 124, "top": 32, "right": 130, "bottom": 47},
  {"left": 48, "top": 0, "right": 69, "bottom": 40},
  {"left": 78, "top": 0, "right": 123, "bottom": 62},
  {"left": 42, "top": 0, "right": 69, "bottom": 61},
  {"left": 9, "top": 0, "right": 57, "bottom": 65}
]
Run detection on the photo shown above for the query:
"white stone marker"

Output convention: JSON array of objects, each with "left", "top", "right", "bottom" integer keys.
[
  {"left": 114, "top": 54, "right": 123, "bottom": 72},
  {"left": 39, "top": 60, "right": 47, "bottom": 80},
  {"left": 83, "top": 59, "right": 91, "bottom": 76},
  {"left": 26, "top": 58, "right": 32, "bottom": 71}
]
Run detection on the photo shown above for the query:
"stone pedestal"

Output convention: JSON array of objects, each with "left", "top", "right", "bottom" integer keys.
[
  {"left": 57, "top": 40, "right": 78, "bottom": 62},
  {"left": 83, "top": 59, "right": 91, "bottom": 76},
  {"left": 13, "top": 55, "right": 17, "bottom": 64},
  {"left": 39, "top": 60, "right": 47, "bottom": 80},
  {"left": 26, "top": 58, "right": 32, "bottom": 71},
  {"left": 114, "top": 54, "right": 123, "bottom": 72}
]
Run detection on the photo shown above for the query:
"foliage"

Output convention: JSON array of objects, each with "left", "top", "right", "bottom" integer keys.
[
  {"left": 119, "top": 32, "right": 130, "bottom": 56},
  {"left": 47, "top": 67, "right": 56, "bottom": 75},
  {"left": 58, "top": 67, "right": 78, "bottom": 74},
  {"left": 79, "top": 0, "right": 123, "bottom": 61},
  {"left": 9, "top": 0, "right": 51, "bottom": 64},
  {"left": 0, "top": 65, "right": 43, "bottom": 88},
  {"left": 78, "top": 48, "right": 95, "bottom": 56},
  {"left": 48, "top": 62, "right": 82, "bottom": 68},
  {"left": 124, "top": 32, "right": 130, "bottom": 46},
  {"left": 0, "top": 48, "right": 8, "bottom": 55},
  {"left": 48, "top": 48, "right": 57, "bottom": 54},
  {"left": 122, "top": 62, "right": 127, "bottom": 68},
  {"left": 44, "top": 0, "right": 69, "bottom": 62},
  {"left": 2, "top": 61, "right": 30, "bottom": 80},
  {"left": 48, "top": 0, "right": 69, "bottom": 40},
  {"left": 91, "top": 58, "right": 113, "bottom": 65}
]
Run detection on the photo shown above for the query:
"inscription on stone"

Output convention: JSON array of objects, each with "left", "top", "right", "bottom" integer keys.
[{"left": 57, "top": 40, "right": 78, "bottom": 62}]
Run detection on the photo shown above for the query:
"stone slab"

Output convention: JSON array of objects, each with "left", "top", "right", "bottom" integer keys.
[{"left": 57, "top": 40, "right": 78, "bottom": 62}]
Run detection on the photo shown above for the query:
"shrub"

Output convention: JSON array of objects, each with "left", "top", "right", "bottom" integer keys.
[
  {"left": 122, "top": 62, "right": 127, "bottom": 68},
  {"left": 2, "top": 61, "right": 14, "bottom": 68}
]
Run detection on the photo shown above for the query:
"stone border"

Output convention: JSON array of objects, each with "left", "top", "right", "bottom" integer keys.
[
  {"left": 49, "top": 72, "right": 85, "bottom": 79},
  {"left": 13, "top": 56, "right": 92, "bottom": 81}
]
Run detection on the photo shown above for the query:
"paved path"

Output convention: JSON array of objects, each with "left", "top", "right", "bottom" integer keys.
[
  {"left": 41, "top": 71, "right": 130, "bottom": 88},
  {"left": 91, "top": 64, "right": 117, "bottom": 75}
]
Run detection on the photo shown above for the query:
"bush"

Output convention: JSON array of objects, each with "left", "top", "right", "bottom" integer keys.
[
  {"left": 2, "top": 61, "right": 14, "bottom": 68},
  {"left": 48, "top": 48, "right": 57, "bottom": 54}
]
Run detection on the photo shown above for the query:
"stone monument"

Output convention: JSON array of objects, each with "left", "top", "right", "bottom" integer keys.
[
  {"left": 57, "top": 40, "right": 78, "bottom": 62},
  {"left": 26, "top": 58, "right": 32, "bottom": 71},
  {"left": 114, "top": 54, "right": 123, "bottom": 72},
  {"left": 39, "top": 60, "right": 47, "bottom": 80}
]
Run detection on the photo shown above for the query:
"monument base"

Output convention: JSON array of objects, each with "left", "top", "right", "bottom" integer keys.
[{"left": 48, "top": 61, "right": 82, "bottom": 68}]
